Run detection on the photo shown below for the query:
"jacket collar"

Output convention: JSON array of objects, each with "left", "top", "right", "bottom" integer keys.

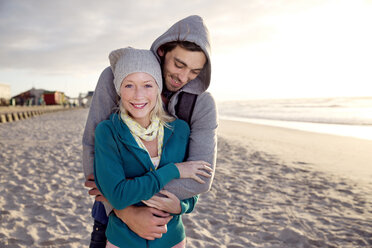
[{"left": 110, "top": 113, "right": 175, "bottom": 172}]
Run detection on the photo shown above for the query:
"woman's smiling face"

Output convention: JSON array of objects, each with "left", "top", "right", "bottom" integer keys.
[{"left": 120, "top": 72, "right": 159, "bottom": 127}]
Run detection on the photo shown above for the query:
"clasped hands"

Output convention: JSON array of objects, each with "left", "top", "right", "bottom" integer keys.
[
  {"left": 84, "top": 160, "right": 212, "bottom": 240},
  {"left": 84, "top": 174, "right": 179, "bottom": 240}
]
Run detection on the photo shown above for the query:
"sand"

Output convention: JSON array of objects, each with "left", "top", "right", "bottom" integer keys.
[
  {"left": 184, "top": 120, "right": 372, "bottom": 247},
  {"left": 0, "top": 109, "right": 371, "bottom": 247},
  {"left": 0, "top": 108, "right": 91, "bottom": 247}
]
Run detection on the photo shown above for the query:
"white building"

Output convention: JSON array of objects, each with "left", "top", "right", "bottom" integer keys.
[{"left": 0, "top": 83, "right": 11, "bottom": 100}]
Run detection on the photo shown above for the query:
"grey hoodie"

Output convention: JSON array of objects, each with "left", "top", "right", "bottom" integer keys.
[{"left": 82, "top": 15, "right": 217, "bottom": 206}]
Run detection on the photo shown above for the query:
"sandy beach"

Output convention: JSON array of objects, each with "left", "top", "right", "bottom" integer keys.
[{"left": 0, "top": 109, "right": 371, "bottom": 247}]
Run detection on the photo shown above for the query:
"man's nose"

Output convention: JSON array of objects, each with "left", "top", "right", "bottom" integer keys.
[{"left": 178, "top": 70, "right": 189, "bottom": 84}]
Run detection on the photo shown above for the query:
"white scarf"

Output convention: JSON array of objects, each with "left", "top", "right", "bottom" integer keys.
[{"left": 121, "top": 112, "right": 163, "bottom": 158}]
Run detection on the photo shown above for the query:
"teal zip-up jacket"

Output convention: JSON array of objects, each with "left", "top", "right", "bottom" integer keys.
[{"left": 94, "top": 113, "right": 198, "bottom": 248}]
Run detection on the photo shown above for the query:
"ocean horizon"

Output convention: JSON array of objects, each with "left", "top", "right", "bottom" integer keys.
[{"left": 217, "top": 96, "right": 372, "bottom": 141}]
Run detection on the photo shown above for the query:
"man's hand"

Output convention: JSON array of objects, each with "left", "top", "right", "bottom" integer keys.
[
  {"left": 175, "top": 160, "right": 212, "bottom": 184},
  {"left": 142, "top": 190, "right": 181, "bottom": 214},
  {"left": 114, "top": 206, "right": 173, "bottom": 240},
  {"left": 84, "top": 173, "right": 107, "bottom": 202}
]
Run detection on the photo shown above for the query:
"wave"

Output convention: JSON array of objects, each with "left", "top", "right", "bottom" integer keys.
[
  {"left": 218, "top": 97, "right": 372, "bottom": 126},
  {"left": 217, "top": 97, "right": 372, "bottom": 140}
]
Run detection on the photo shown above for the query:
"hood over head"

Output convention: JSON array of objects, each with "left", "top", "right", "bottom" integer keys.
[{"left": 150, "top": 15, "right": 211, "bottom": 95}]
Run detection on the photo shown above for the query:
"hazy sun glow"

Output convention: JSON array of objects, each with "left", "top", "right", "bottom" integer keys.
[{"left": 210, "top": 0, "right": 372, "bottom": 101}]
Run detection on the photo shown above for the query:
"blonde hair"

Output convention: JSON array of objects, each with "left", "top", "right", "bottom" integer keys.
[{"left": 119, "top": 90, "right": 175, "bottom": 128}]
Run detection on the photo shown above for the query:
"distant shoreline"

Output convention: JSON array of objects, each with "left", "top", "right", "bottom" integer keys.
[{"left": 219, "top": 115, "right": 372, "bottom": 141}]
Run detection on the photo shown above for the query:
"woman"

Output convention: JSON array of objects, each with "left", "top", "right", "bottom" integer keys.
[{"left": 94, "top": 47, "right": 212, "bottom": 248}]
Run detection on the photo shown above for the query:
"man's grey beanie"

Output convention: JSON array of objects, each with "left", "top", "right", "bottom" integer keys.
[{"left": 109, "top": 47, "right": 162, "bottom": 95}]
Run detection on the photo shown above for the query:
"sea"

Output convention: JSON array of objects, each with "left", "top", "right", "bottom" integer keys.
[{"left": 217, "top": 96, "right": 372, "bottom": 141}]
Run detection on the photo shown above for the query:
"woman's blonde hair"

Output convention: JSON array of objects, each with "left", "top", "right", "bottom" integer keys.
[{"left": 119, "top": 90, "right": 174, "bottom": 128}]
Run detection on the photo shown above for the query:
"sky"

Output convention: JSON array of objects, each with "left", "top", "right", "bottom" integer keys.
[{"left": 0, "top": 0, "right": 372, "bottom": 102}]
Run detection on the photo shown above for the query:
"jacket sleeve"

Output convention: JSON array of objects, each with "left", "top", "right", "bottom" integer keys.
[
  {"left": 178, "top": 195, "right": 199, "bottom": 215},
  {"left": 163, "top": 92, "right": 218, "bottom": 200},
  {"left": 94, "top": 122, "right": 181, "bottom": 210},
  {"left": 82, "top": 66, "right": 118, "bottom": 178}
]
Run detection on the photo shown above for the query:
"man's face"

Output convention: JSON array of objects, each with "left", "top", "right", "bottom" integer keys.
[{"left": 159, "top": 46, "right": 206, "bottom": 92}]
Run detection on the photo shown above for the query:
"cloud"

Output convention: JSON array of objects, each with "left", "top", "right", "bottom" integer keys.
[
  {"left": 3, "top": 0, "right": 368, "bottom": 99},
  {"left": 0, "top": 0, "right": 326, "bottom": 72},
  {"left": 0, "top": 0, "right": 178, "bottom": 73}
]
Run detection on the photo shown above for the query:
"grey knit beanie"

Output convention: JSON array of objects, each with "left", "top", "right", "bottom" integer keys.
[{"left": 109, "top": 47, "right": 162, "bottom": 95}]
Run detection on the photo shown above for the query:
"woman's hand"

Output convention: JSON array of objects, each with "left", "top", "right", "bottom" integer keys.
[
  {"left": 175, "top": 160, "right": 213, "bottom": 184},
  {"left": 142, "top": 190, "right": 181, "bottom": 214}
]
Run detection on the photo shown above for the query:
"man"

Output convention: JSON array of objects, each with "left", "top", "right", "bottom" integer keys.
[{"left": 82, "top": 15, "right": 217, "bottom": 247}]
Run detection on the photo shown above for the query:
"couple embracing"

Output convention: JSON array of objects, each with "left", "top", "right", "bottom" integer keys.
[{"left": 82, "top": 15, "right": 217, "bottom": 248}]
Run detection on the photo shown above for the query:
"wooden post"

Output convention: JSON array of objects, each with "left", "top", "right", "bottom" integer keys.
[
  {"left": 6, "top": 113, "right": 13, "bottom": 122},
  {"left": 0, "top": 114, "right": 6, "bottom": 123}
]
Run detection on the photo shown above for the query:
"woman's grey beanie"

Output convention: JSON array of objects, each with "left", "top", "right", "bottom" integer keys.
[{"left": 109, "top": 47, "right": 162, "bottom": 95}]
